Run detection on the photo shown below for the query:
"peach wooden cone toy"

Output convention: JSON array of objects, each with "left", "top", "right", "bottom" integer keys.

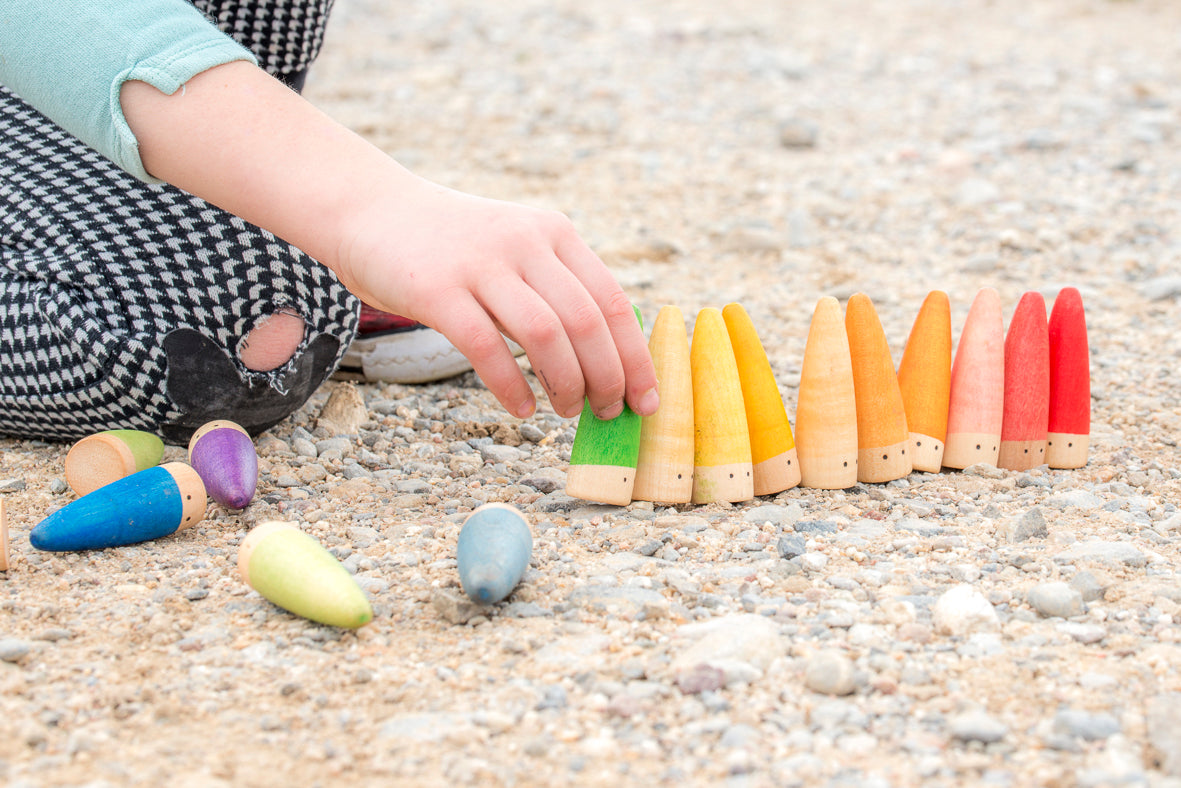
[
  {"left": 633, "top": 305, "right": 694, "bottom": 503},
  {"left": 722, "top": 303, "right": 801, "bottom": 496},
  {"left": 795, "top": 297, "right": 858, "bottom": 489},
  {"left": 1046, "top": 287, "right": 1090, "bottom": 468},
  {"left": 943, "top": 288, "right": 1005, "bottom": 469},
  {"left": 896, "top": 291, "right": 952, "bottom": 473},
  {"left": 998, "top": 291, "right": 1050, "bottom": 470},
  {"left": 846, "top": 293, "right": 912, "bottom": 483},
  {"left": 690, "top": 307, "right": 754, "bottom": 503}
]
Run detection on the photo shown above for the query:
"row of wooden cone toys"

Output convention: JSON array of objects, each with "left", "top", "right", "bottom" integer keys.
[{"left": 566, "top": 287, "right": 1089, "bottom": 506}]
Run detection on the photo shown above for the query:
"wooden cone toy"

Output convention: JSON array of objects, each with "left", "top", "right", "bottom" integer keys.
[
  {"left": 239, "top": 522, "right": 373, "bottom": 628},
  {"left": 690, "top": 307, "right": 754, "bottom": 503},
  {"left": 795, "top": 297, "right": 858, "bottom": 489},
  {"left": 1046, "top": 287, "right": 1090, "bottom": 468},
  {"left": 846, "top": 293, "right": 912, "bottom": 483},
  {"left": 188, "top": 420, "right": 259, "bottom": 509},
  {"left": 897, "top": 291, "right": 953, "bottom": 472},
  {"left": 31, "top": 462, "right": 206, "bottom": 551},
  {"left": 633, "top": 306, "right": 694, "bottom": 504},
  {"left": 722, "top": 303, "right": 800, "bottom": 496},
  {"left": 943, "top": 288, "right": 1005, "bottom": 469},
  {"left": 998, "top": 291, "right": 1050, "bottom": 470},
  {"left": 567, "top": 308, "right": 644, "bottom": 505},
  {"left": 65, "top": 429, "right": 164, "bottom": 497},
  {"left": 457, "top": 503, "right": 533, "bottom": 604}
]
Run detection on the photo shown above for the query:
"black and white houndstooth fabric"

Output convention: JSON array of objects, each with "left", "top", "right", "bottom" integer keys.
[
  {"left": 0, "top": 83, "right": 358, "bottom": 442},
  {"left": 193, "top": 0, "right": 336, "bottom": 85}
]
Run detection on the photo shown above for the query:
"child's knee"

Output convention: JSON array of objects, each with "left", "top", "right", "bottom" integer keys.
[{"left": 238, "top": 309, "right": 306, "bottom": 371}]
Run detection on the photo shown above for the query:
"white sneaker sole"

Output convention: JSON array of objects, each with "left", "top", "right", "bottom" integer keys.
[{"left": 339, "top": 327, "right": 523, "bottom": 384}]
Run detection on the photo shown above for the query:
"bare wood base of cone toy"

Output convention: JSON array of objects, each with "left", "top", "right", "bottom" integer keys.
[
  {"left": 908, "top": 432, "right": 946, "bottom": 473},
  {"left": 566, "top": 464, "right": 636, "bottom": 506},
  {"left": 942, "top": 432, "right": 1001, "bottom": 469},
  {"left": 857, "top": 438, "right": 913, "bottom": 484},
  {"left": 691, "top": 462, "right": 754, "bottom": 504},
  {"left": 797, "top": 452, "right": 858, "bottom": 490},
  {"left": 998, "top": 438, "right": 1048, "bottom": 471},
  {"left": 752, "top": 448, "right": 801, "bottom": 497},
  {"left": 1047, "top": 432, "right": 1089, "bottom": 469},
  {"left": 632, "top": 449, "right": 693, "bottom": 505},
  {"left": 0, "top": 498, "right": 8, "bottom": 571},
  {"left": 65, "top": 434, "right": 139, "bottom": 497}
]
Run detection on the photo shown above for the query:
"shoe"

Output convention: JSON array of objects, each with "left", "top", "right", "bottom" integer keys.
[{"left": 337, "top": 304, "right": 522, "bottom": 384}]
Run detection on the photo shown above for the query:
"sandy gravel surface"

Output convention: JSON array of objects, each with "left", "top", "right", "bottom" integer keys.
[{"left": 2, "top": 0, "right": 1181, "bottom": 785}]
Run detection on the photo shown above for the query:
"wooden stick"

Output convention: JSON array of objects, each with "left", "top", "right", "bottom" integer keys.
[
  {"left": 65, "top": 429, "right": 164, "bottom": 497},
  {"left": 722, "top": 303, "right": 800, "bottom": 495},
  {"left": 795, "top": 297, "right": 859, "bottom": 489},
  {"left": 457, "top": 503, "right": 533, "bottom": 604},
  {"left": 846, "top": 293, "right": 912, "bottom": 483},
  {"left": 633, "top": 306, "right": 694, "bottom": 504},
  {"left": 998, "top": 291, "right": 1050, "bottom": 470},
  {"left": 1047, "top": 287, "right": 1090, "bottom": 468},
  {"left": 30, "top": 462, "right": 206, "bottom": 551},
  {"left": 239, "top": 521, "right": 373, "bottom": 628},
  {"left": 897, "top": 290, "right": 953, "bottom": 472},
  {"left": 566, "top": 308, "right": 645, "bottom": 506},
  {"left": 691, "top": 307, "right": 754, "bottom": 503},
  {"left": 943, "top": 288, "right": 1005, "bottom": 469},
  {"left": 188, "top": 420, "right": 259, "bottom": 509},
  {"left": 0, "top": 498, "right": 9, "bottom": 572}
]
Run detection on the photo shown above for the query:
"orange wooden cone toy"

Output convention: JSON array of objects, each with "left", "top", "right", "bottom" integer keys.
[
  {"left": 1046, "top": 287, "right": 1090, "bottom": 468},
  {"left": 795, "top": 297, "right": 858, "bottom": 489},
  {"left": 998, "top": 291, "right": 1050, "bottom": 470},
  {"left": 722, "top": 303, "right": 801, "bottom": 496},
  {"left": 943, "top": 288, "right": 1005, "bottom": 469},
  {"left": 896, "top": 291, "right": 952, "bottom": 473},
  {"left": 633, "top": 305, "right": 695, "bottom": 503},
  {"left": 846, "top": 293, "right": 912, "bottom": 483},
  {"left": 690, "top": 307, "right": 754, "bottom": 503}
]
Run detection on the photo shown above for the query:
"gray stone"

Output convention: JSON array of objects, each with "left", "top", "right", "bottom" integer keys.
[
  {"left": 744, "top": 504, "right": 803, "bottom": 527},
  {"left": 779, "top": 117, "right": 819, "bottom": 148},
  {"left": 1046, "top": 490, "right": 1103, "bottom": 510},
  {"left": 803, "top": 650, "right": 856, "bottom": 696},
  {"left": 1009, "top": 507, "right": 1048, "bottom": 542},
  {"left": 948, "top": 711, "right": 1008, "bottom": 743},
  {"left": 1070, "top": 570, "right": 1107, "bottom": 602},
  {"left": 1027, "top": 582, "right": 1085, "bottom": 618},
  {"left": 1140, "top": 275, "right": 1181, "bottom": 301},
  {"left": 432, "top": 589, "right": 481, "bottom": 625},
  {"left": 1056, "top": 622, "right": 1107, "bottom": 644},
  {"left": 0, "top": 638, "right": 31, "bottom": 663},
  {"left": 0, "top": 478, "right": 26, "bottom": 493},
  {"left": 1055, "top": 541, "right": 1147, "bottom": 567},
  {"left": 1053, "top": 709, "right": 1120, "bottom": 741},
  {"left": 776, "top": 534, "right": 806, "bottom": 559}
]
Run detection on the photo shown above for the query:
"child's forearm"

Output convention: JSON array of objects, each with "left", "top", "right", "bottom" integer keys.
[{"left": 121, "top": 60, "right": 395, "bottom": 278}]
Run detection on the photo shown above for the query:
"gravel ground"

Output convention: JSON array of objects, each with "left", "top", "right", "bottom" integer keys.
[{"left": 3, "top": 0, "right": 1181, "bottom": 785}]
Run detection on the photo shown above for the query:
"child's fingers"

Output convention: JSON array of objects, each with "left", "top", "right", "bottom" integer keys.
[
  {"left": 502, "top": 263, "right": 629, "bottom": 420},
  {"left": 472, "top": 276, "right": 590, "bottom": 419},
  {"left": 549, "top": 226, "right": 659, "bottom": 415},
  {"left": 428, "top": 292, "right": 537, "bottom": 419}
]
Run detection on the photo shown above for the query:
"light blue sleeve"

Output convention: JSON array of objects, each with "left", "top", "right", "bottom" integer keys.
[{"left": 0, "top": 0, "right": 259, "bottom": 183}]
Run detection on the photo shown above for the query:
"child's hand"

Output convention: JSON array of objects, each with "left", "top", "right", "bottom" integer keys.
[{"left": 335, "top": 177, "right": 659, "bottom": 421}]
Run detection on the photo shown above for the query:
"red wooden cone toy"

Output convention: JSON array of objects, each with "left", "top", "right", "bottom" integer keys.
[
  {"left": 998, "top": 291, "right": 1050, "bottom": 470},
  {"left": 1046, "top": 287, "right": 1090, "bottom": 469}
]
